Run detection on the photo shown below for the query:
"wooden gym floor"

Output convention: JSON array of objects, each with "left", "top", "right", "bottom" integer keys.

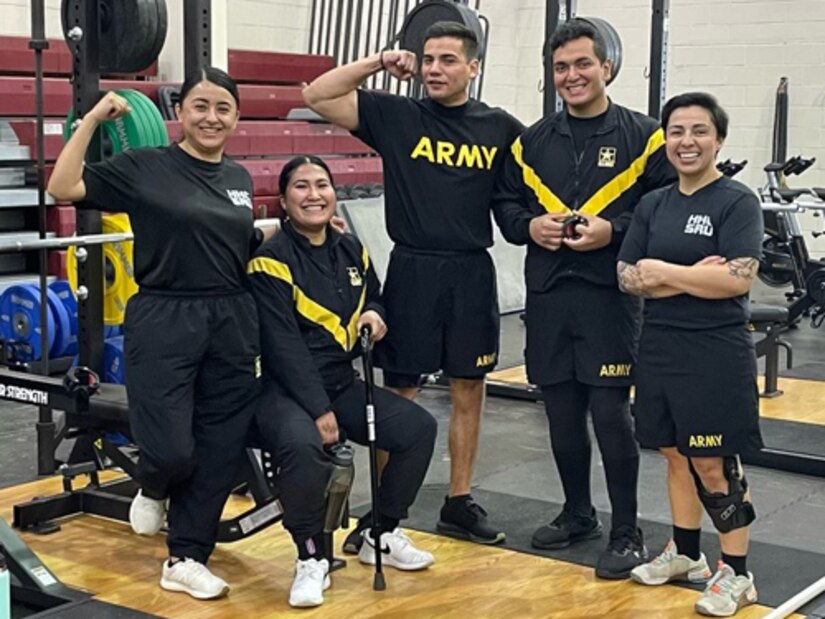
[{"left": 0, "top": 473, "right": 791, "bottom": 618}]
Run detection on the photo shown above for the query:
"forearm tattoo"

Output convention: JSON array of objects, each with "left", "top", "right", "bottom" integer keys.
[
  {"left": 727, "top": 257, "right": 758, "bottom": 280},
  {"left": 617, "top": 261, "right": 650, "bottom": 298}
]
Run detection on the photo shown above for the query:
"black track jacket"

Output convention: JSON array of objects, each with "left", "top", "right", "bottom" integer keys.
[
  {"left": 493, "top": 102, "right": 675, "bottom": 293},
  {"left": 248, "top": 223, "right": 383, "bottom": 418}
]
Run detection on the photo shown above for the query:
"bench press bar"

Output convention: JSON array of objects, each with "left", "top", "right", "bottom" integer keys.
[{"left": 0, "top": 218, "right": 281, "bottom": 254}]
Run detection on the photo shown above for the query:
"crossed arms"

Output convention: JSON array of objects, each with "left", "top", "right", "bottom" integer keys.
[{"left": 617, "top": 256, "right": 759, "bottom": 299}]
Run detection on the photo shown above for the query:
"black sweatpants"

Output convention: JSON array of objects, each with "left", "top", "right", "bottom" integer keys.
[
  {"left": 254, "top": 378, "right": 437, "bottom": 543},
  {"left": 124, "top": 290, "right": 261, "bottom": 563}
]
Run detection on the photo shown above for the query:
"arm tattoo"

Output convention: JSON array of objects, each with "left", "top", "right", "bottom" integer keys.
[
  {"left": 727, "top": 257, "right": 758, "bottom": 280},
  {"left": 617, "top": 261, "right": 650, "bottom": 298}
]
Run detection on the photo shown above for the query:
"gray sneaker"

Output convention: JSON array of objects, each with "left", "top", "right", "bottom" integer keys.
[
  {"left": 695, "top": 562, "right": 757, "bottom": 617},
  {"left": 631, "top": 539, "right": 712, "bottom": 586}
]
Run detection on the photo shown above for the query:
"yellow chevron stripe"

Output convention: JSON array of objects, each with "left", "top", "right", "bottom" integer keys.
[
  {"left": 249, "top": 251, "right": 373, "bottom": 352},
  {"left": 511, "top": 137, "right": 570, "bottom": 215},
  {"left": 249, "top": 256, "right": 350, "bottom": 350},
  {"left": 247, "top": 256, "right": 293, "bottom": 284},
  {"left": 579, "top": 129, "right": 665, "bottom": 216}
]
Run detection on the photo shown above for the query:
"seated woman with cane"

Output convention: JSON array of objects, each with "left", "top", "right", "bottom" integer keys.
[{"left": 248, "top": 155, "right": 437, "bottom": 608}]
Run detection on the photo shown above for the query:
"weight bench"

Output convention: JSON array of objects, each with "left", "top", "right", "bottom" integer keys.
[
  {"left": 8, "top": 378, "right": 351, "bottom": 568},
  {"left": 750, "top": 303, "right": 793, "bottom": 398}
]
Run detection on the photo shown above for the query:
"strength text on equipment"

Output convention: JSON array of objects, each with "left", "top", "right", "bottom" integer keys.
[{"left": 0, "top": 383, "right": 50, "bottom": 406}]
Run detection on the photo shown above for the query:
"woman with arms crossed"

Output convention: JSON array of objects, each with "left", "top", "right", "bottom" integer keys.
[{"left": 617, "top": 92, "right": 763, "bottom": 617}]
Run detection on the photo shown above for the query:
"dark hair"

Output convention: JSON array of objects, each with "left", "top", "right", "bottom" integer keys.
[
  {"left": 278, "top": 155, "right": 335, "bottom": 196},
  {"left": 423, "top": 21, "right": 479, "bottom": 60},
  {"left": 661, "top": 92, "right": 729, "bottom": 139},
  {"left": 547, "top": 18, "right": 607, "bottom": 63},
  {"left": 179, "top": 66, "right": 240, "bottom": 107}
]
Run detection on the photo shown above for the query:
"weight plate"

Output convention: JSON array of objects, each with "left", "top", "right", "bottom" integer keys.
[
  {"left": 44, "top": 285, "right": 71, "bottom": 358},
  {"left": 103, "top": 335, "right": 126, "bottom": 384},
  {"left": 49, "top": 280, "right": 79, "bottom": 357},
  {"left": 0, "top": 284, "right": 56, "bottom": 361}
]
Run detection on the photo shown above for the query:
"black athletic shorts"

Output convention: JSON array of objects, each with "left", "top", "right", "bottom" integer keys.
[
  {"left": 525, "top": 281, "right": 641, "bottom": 387},
  {"left": 633, "top": 324, "right": 763, "bottom": 457},
  {"left": 375, "top": 245, "right": 499, "bottom": 385}
]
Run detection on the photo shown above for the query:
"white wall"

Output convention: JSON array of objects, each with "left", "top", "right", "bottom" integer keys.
[
  {"left": 227, "top": 0, "right": 312, "bottom": 53},
  {"left": 1, "top": 0, "right": 63, "bottom": 37}
]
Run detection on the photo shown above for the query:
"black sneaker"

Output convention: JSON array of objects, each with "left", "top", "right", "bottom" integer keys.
[
  {"left": 595, "top": 525, "right": 649, "bottom": 580},
  {"left": 436, "top": 496, "right": 506, "bottom": 544},
  {"left": 531, "top": 508, "right": 603, "bottom": 550},
  {"left": 342, "top": 517, "right": 369, "bottom": 555}
]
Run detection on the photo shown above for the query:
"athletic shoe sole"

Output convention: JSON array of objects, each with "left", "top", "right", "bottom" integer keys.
[
  {"left": 694, "top": 591, "right": 757, "bottom": 617},
  {"left": 358, "top": 548, "right": 433, "bottom": 571},
  {"left": 630, "top": 569, "right": 712, "bottom": 586},
  {"left": 436, "top": 519, "right": 506, "bottom": 545},
  {"left": 530, "top": 523, "right": 603, "bottom": 550},
  {"left": 159, "top": 578, "right": 229, "bottom": 600},
  {"left": 288, "top": 575, "right": 331, "bottom": 608}
]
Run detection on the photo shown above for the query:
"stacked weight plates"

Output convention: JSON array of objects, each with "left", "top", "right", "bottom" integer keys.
[
  {"left": 64, "top": 89, "right": 169, "bottom": 153},
  {"left": 66, "top": 213, "right": 139, "bottom": 326},
  {"left": 0, "top": 283, "right": 70, "bottom": 361}
]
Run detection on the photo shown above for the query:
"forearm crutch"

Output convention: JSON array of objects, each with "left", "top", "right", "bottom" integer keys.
[{"left": 360, "top": 325, "right": 386, "bottom": 591}]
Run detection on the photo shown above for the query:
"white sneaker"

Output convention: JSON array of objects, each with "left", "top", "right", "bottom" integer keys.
[
  {"left": 289, "top": 558, "right": 330, "bottom": 608},
  {"left": 695, "top": 562, "right": 757, "bottom": 617},
  {"left": 359, "top": 527, "right": 434, "bottom": 571},
  {"left": 630, "top": 539, "right": 712, "bottom": 585},
  {"left": 160, "top": 558, "right": 229, "bottom": 600},
  {"left": 129, "top": 490, "right": 167, "bottom": 535}
]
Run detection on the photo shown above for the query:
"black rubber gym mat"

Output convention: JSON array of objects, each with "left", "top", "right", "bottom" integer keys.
[
  {"left": 758, "top": 417, "right": 825, "bottom": 457},
  {"left": 780, "top": 362, "right": 825, "bottom": 381},
  {"left": 360, "top": 486, "right": 825, "bottom": 613},
  {"left": 13, "top": 598, "right": 161, "bottom": 618}
]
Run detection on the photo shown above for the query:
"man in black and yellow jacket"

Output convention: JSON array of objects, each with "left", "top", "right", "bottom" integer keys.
[
  {"left": 248, "top": 156, "right": 437, "bottom": 608},
  {"left": 494, "top": 19, "right": 675, "bottom": 580}
]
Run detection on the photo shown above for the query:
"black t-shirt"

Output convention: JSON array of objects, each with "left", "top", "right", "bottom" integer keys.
[
  {"left": 568, "top": 110, "right": 607, "bottom": 157},
  {"left": 618, "top": 175, "right": 763, "bottom": 329},
  {"left": 354, "top": 90, "right": 524, "bottom": 251},
  {"left": 81, "top": 144, "right": 260, "bottom": 292}
]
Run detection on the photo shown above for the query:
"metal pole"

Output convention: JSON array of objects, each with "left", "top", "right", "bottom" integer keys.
[
  {"left": 30, "top": 0, "right": 50, "bottom": 379},
  {"left": 29, "top": 0, "right": 55, "bottom": 478},
  {"left": 543, "top": 0, "right": 576, "bottom": 117},
  {"left": 184, "top": 0, "right": 211, "bottom": 77},
  {"left": 647, "top": 0, "right": 670, "bottom": 119}
]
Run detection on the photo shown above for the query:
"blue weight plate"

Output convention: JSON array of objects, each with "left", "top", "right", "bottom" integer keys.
[
  {"left": 103, "top": 335, "right": 126, "bottom": 384},
  {"left": 44, "top": 286, "right": 71, "bottom": 359},
  {"left": 104, "top": 324, "right": 123, "bottom": 339},
  {"left": 49, "top": 280, "right": 78, "bottom": 357},
  {"left": 0, "top": 284, "right": 56, "bottom": 361}
]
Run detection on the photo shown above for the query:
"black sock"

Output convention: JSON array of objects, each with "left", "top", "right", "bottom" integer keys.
[
  {"left": 603, "top": 455, "right": 640, "bottom": 531},
  {"left": 296, "top": 533, "right": 326, "bottom": 560},
  {"left": 446, "top": 493, "right": 471, "bottom": 504},
  {"left": 721, "top": 553, "right": 748, "bottom": 577},
  {"left": 554, "top": 450, "right": 593, "bottom": 517},
  {"left": 380, "top": 515, "right": 400, "bottom": 533},
  {"left": 673, "top": 526, "right": 702, "bottom": 561}
]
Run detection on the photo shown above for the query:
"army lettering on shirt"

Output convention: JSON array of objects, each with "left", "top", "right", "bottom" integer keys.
[{"left": 354, "top": 89, "right": 524, "bottom": 252}]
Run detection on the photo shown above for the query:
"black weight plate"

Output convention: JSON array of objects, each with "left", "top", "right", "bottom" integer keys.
[{"left": 399, "top": 0, "right": 485, "bottom": 62}]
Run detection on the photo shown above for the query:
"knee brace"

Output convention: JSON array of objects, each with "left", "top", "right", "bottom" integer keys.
[
  {"left": 690, "top": 456, "right": 756, "bottom": 533},
  {"left": 323, "top": 442, "right": 355, "bottom": 533}
]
